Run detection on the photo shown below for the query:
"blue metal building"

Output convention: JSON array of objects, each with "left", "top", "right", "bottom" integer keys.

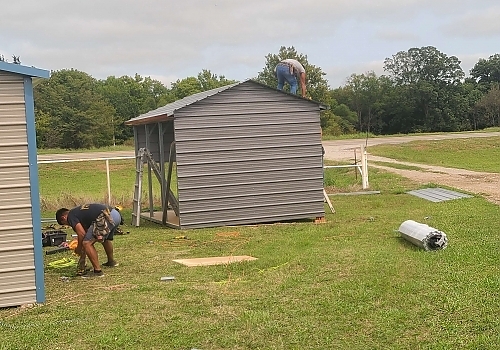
[{"left": 0, "top": 61, "right": 49, "bottom": 308}]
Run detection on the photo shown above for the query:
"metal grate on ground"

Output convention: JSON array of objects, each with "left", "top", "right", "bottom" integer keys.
[{"left": 407, "top": 187, "right": 473, "bottom": 202}]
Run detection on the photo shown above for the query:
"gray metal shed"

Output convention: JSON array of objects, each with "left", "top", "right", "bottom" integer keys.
[
  {"left": 0, "top": 61, "right": 49, "bottom": 308},
  {"left": 125, "top": 79, "right": 325, "bottom": 229}
]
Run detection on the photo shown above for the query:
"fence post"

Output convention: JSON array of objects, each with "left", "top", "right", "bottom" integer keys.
[
  {"left": 361, "top": 145, "right": 369, "bottom": 189},
  {"left": 106, "top": 159, "right": 111, "bottom": 205}
]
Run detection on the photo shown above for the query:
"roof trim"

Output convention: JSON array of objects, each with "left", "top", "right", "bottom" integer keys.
[
  {"left": 248, "top": 79, "right": 327, "bottom": 110},
  {"left": 0, "top": 61, "right": 50, "bottom": 78}
]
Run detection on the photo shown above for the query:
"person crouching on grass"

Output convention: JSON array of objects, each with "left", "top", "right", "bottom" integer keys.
[{"left": 56, "top": 204, "right": 121, "bottom": 278}]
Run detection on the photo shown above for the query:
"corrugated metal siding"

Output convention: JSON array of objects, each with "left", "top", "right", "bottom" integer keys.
[
  {"left": 0, "top": 72, "right": 37, "bottom": 308},
  {"left": 135, "top": 122, "right": 175, "bottom": 163},
  {"left": 174, "top": 81, "right": 324, "bottom": 229}
]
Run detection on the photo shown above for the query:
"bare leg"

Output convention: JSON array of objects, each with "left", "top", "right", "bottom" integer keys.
[
  {"left": 82, "top": 239, "right": 101, "bottom": 271},
  {"left": 102, "top": 240, "right": 114, "bottom": 263},
  {"left": 77, "top": 252, "right": 87, "bottom": 270}
]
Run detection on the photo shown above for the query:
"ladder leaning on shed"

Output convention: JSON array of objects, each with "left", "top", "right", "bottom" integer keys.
[{"left": 131, "top": 148, "right": 179, "bottom": 227}]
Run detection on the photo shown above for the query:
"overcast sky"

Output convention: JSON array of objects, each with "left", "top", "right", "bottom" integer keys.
[{"left": 1, "top": 0, "right": 499, "bottom": 88}]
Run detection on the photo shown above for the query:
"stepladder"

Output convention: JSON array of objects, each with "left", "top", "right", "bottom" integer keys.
[
  {"left": 131, "top": 148, "right": 145, "bottom": 226},
  {"left": 131, "top": 148, "right": 180, "bottom": 227}
]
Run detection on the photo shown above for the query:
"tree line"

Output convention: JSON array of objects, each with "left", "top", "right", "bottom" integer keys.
[
  {"left": 33, "top": 46, "right": 500, "bottom": 149},
  {"left": 34, "top": 70, "right": 235, "bottom": 148}
]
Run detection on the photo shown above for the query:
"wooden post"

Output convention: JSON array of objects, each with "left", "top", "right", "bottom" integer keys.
[
  {"left": 106, "top": 159, "right": 111, "bottom": 205},
  {"left": 361, "top": 144, "right": 369, "bottom": 189},
  {"left": 323, "top": 189, "right": 335, "bottom": 214}
]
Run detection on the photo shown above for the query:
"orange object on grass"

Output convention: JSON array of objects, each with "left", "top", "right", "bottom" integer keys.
[{"left": 68, "top": 239, "right": 78, "bottom": 250}]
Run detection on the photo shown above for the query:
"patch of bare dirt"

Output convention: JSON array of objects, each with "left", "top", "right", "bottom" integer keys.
[{"left": 368, "top": 155, "right": 500, "bottom": 205}]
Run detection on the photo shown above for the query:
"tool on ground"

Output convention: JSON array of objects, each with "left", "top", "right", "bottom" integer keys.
[
  {"left": 45, "top": 239, "right": 79, "bottom": 255},
  {"left": 42, "top": 229, "right": 67, "bottom": 247}
]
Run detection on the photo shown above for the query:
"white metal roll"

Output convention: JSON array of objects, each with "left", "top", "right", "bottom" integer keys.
[{"left": 398, "top": 220, "right": 448, "bottom": 251}]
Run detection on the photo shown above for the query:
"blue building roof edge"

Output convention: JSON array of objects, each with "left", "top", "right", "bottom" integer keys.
[{"left": 0, "top": 61, "right": 50, "bottom": 78}]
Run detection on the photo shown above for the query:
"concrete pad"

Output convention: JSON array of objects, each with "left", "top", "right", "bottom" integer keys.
[{"left": 172, "top": 255, "right": 257, "bottom": 267}]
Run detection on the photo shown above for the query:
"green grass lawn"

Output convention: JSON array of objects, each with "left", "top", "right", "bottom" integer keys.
[
  {"left": 368, "top": 136, "right": 500, "bottom": 172},
  {"left": 38, "top": 159, "right": 174, "bottom": 211},
  {"left": 1, "top": 140, "right": 499, "bottom": 349}
]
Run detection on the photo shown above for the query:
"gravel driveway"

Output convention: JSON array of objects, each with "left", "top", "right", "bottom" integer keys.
[{"left": 322, "top": 131, "right": 500, "bottom": 205}]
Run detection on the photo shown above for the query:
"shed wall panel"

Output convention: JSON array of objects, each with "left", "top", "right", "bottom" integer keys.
[
  {"left": 0, "top": 105, "right": 27, "bottom": 120},
  {"left": 176, "top": 156, "right": 320, "bottom": 177},
  {"left": 176, "top": 133, "right": 319, "bottom": 154},
  {"left": 174, "top": 118, "right": 319, "bottom": 143},
  {"left": 178, "top": 166, "right": 322, "bottom": 189},
  {"left": 180, "top": 189, "right": 324, "bottom": 213},
  {"left": 0, "top": 292, "right": 37, "bottom": 309},
  {"left": 173, "top": 83, "right": 324, "bottom": 229},
  {"left": 0, "top": 166, "right": 30, "bottom": 186},
  {"left": 179, "top": 178, "right": 322, "bottom": 201},
  {"left": 180, "top": 202, "right": 324, "bottom": 229},
  {"left": 174, "top": 112, "right": 318, "bottom": 131},
  {"left": 175, "top": 102, "right": 316, "bottom": 118},
  {"left": 0, "top": 72, "right": 37, "bottom": 307},
  {"left": 134, "top": 122, "right": 175, "bottom": 163},
  {"left": 177, "top": 144, "right": 321, "bottom": 165},
  {"left": 0, "top": 152, "right": 29, "bottom": 164}
]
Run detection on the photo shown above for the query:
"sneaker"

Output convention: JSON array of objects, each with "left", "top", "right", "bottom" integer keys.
[
  {"left": 76, "top": 269, "right": 87, "bottom": 276},
  {"left": 81, "top": 270, "right": 104, "bottom": 278},
  {"left": 102, "top": 260, "right": 119, "bottom": 267},
  {"left": 75, "top": 266, "right": 92, "bottom": 276}
]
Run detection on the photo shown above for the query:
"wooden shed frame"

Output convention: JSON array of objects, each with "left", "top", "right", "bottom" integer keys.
[
  {"left": 125, "top": 80, "right": 326, "bottom": 230},
  {"left": 0, "top": 61, "right": 49, "bottom": 307}
]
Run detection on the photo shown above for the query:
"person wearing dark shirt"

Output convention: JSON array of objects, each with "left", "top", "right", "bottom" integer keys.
[{"left": 56, "top": 203, "right": 121, "bottom": 277}]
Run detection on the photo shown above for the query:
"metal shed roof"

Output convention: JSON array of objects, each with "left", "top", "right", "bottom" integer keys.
[
  {"left": 125, "top": 79, "right": 325, "bottom": 126},
  {"left": 0, "top": 61, "right": 50, "bottom": 78}
]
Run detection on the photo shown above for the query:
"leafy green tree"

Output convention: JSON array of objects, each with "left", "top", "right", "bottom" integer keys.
[
  {"left": 384, "top": 46, "right": 464, "bottom": 85},
  {"left": 34, "top": 69, "right": 115, "bottom": 149},
  {"left": 340, "top": 72, "right": 384, "bottom": 134},
  {"left": 34, "top": 109, "right": 59, "bottom": 148},
  {"left": 383, "top": 46, "right": 465, "bottom": 132},
  {"left": 140, "top": 76, "right": 171, "bottom": 111},
  {"left": 169, "top": 70, "right": 236, "bottom": 100},
  {"left": 197, "top": 69, "right": 237, "bottom": 91},
  {"left": 475, "top": 84, "right": 500, "bottom": 127},
  {"left": 170, "top": 77, "right": 203, "bottom": 100},
  {"left": 461, "top": 81, "right": 487, "bottom": 130},
  {"left": 97, "top": 74, "right": 170, "bottom": 142},
  {"left": 470, "top": 54, "right": 500, "bottom": 90}
]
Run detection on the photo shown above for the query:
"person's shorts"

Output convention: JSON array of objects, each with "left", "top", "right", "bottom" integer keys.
[{"left": 83, "top": 209, "right": 122, "bottom": 242}]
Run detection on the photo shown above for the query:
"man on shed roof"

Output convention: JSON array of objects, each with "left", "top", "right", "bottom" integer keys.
[{"left": 275, "top": 59, "right": 307, "bottom": 98}]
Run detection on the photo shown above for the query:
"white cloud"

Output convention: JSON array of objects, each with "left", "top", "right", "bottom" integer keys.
[
  {"left": 1, "top": 0, "right": 499, "bottom": 86},
  {"left": 375, "top": 30, "right": 420, "bottom": 42},
  {"left": 442, "top": 6, "right": 500, "bottom": 37},
  {"left": 324, "top": 60, "right": 385, "bottom": 88}
]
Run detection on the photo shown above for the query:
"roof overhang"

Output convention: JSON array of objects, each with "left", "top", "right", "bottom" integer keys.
[
  {"left": 0, "top": 61, "right": 50, "bottom": 78},
  {"left": 125, "top": 114, "right": 174, "bottom": 126}
]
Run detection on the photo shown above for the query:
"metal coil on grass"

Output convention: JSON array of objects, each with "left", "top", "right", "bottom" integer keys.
[{"left": 398, "top": 220, "right": 448, "bottom": 251}]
